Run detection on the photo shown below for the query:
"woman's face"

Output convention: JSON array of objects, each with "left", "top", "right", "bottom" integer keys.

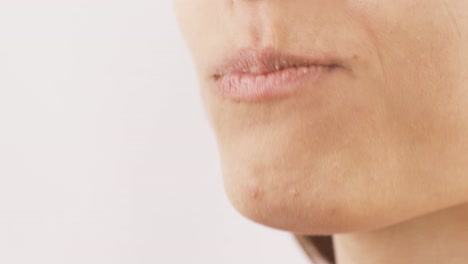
[{"left": 175, "top": 1, "right": 468, "bottom": 234}]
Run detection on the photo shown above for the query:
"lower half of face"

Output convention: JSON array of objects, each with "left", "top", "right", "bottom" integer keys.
[{"left": 175, "top": 0, "right": 468, "bottom": 235}]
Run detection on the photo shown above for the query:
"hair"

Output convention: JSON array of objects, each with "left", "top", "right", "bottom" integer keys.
[{"left": 295, "top": 235, "right": 335, "bottom": 263}]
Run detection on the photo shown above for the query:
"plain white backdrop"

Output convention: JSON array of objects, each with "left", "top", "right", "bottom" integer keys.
[{"left": 0, "top": 1, "right": 310, "bottom": 263}]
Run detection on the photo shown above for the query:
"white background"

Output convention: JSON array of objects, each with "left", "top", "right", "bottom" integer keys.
[{"left": 0, "top": 1, "right": 309, "bottom": 263}]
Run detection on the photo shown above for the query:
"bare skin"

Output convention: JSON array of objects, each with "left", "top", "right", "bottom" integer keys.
[
  {"left": 334, "top": 203, "right": 468, "bottom": 264},
  {"left": 175, "top": 1, "right": 468, "bottom": 263}
]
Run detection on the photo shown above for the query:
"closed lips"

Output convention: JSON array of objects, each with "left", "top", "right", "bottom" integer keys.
[{"left": 211, "top": 47, "right": 344, "bottom": 101}]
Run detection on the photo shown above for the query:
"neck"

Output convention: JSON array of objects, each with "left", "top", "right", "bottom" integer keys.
[{"left": 333, "top": 203, "right": 468, "bottom": 264}]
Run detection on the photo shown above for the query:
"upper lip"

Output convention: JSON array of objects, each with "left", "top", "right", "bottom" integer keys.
[{"left": 212, "top": 47, "right": 343, "bottom": 79}]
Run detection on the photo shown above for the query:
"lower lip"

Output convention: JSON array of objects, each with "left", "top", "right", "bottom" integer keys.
[{"left": 214, "top": 65, "right": 335, "bottom": 101}]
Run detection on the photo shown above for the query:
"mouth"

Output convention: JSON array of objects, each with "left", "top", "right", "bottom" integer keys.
[{"left": 210, "top": 47, "right": 346, "bottom": 101}]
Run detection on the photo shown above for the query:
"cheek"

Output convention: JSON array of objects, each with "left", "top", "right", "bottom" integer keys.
[
  {"left": 347, "top": 0, "right": 468, "bottom": 222},
  {"left": 349, "top": 0, "right": 465, "bottom": 133},
  {"left": 174, "top": 0, "right": 228, "bottom": 74}
]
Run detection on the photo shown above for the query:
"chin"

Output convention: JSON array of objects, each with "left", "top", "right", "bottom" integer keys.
[
  {"left": 216, "top": 129, "right": 401, "bottom": 235},
  {"left": 220, "top": 160, "right": 370, "bottom": 235},
  {"left": 206, "top": 93, "right": 403, "bottom": 234}
]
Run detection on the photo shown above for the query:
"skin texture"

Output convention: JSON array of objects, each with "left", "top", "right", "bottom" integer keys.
[{"left": 175, "top": 1, "right": 468, "bottom": 263}]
